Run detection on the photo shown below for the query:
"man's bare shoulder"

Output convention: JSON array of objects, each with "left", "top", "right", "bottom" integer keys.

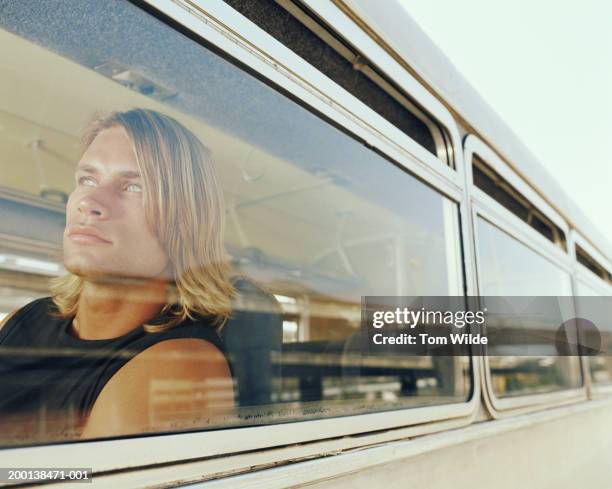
[
  {"left": 122, "top": 338, "right": 229, "bottom": 378},
  {"left": 82, "top": 338, "right": 234, "bottom": 438},
  {"left": 94, "top": 338, "right": 231, "bottom": 404}
]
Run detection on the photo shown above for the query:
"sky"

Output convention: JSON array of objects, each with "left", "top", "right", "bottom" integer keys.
[{"left": 398, "top": 0, "right": 612, "bottom": 254}]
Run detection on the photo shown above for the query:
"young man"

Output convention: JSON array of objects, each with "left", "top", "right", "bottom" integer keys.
[{"left": 0, "top": 109, "right": 236, "bottom": 441}]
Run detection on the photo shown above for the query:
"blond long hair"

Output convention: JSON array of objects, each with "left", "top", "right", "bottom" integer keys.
[{"left": 51, "top": 109, "right": 235, "bottom": 331}]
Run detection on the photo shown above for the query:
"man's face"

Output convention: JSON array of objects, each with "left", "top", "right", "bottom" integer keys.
[{"left": 63, "top": 127, "right": 170, "bottom": 281}]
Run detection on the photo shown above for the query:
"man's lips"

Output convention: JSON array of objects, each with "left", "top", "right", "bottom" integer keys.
[{"left": 67, "top": 226, "right": 112, "bottom": 245}]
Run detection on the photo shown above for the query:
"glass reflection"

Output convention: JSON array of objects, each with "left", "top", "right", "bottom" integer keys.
[
  {"left": 477, "top": 218, "right": 582, "bottom": 397},
  {"left": 0, "top": 0, "right": 470, "bottom": 446}
]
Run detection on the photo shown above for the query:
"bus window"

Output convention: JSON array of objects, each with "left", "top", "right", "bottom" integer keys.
[
  {"left": 0, "top": 0, "right": 469, "bottom": 446},
  {"left": 476, "top": 217, "right": 582, "bottom": 398},
  {"left": 574, "top": 281, "right": 612, "bottom": 386}
]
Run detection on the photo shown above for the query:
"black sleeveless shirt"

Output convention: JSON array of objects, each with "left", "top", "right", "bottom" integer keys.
[{"left": 0, "top": 297, "right": 225, "bottom": 419}]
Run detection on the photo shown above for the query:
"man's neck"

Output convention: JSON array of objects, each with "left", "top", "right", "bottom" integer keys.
[{"left": 73, "top": 278, "right": 168, "bottom": 340}]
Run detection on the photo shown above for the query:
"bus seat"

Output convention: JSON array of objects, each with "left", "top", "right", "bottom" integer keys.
[{"left": 221, "top": 277, "right": 282, "bottom": 408}]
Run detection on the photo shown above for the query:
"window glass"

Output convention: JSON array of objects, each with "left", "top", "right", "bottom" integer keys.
[
  {"left": 0, "top": 0, "right": 468, "bottom": 446},
  {"left": 476, "top": 217, "right": 582, "bottom": 397},
  {"left": 575, "top": 281, "right": 612, "bottom": 386}
]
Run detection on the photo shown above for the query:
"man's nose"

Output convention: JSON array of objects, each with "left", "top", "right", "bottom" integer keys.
[{"left": 78, "top": 190, "right": 111, "bottom": 219}]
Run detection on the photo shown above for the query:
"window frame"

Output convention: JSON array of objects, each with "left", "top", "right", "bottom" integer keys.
[
  {"left": 184, "top": 0, "right": 465, "bottom": 199},
  {"left": 464, "top": 136, "right": 569, "bottom": 243},
  {"left": 296, "top": 0, "right": 455, "bottom": 167},
  {"left": 0, "top": 0, "right": 481, "bottom": 472},
  {"left": 464, "top": 136, "right": 586, "bottom": 417}
]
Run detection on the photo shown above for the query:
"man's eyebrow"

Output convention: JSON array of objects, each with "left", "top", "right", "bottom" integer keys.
[
  {"left": 75, "top": 164, "right": 97, "bottom": 174},
  {"left": 75, "top": 165, "right": 141, "bottom": 179},
  {"left": 117, "top": 170, "right": 142, "bottom": 179}
]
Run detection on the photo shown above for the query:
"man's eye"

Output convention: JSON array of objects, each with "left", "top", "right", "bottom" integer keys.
[
  {"left": 78, "top": 176, "right": 96, "bottom": 187},
  {"left": 125, "top": 183, "right": 142, "bottom": 193}
]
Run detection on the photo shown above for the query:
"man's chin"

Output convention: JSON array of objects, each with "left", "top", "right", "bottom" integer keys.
[
  {"left": 66, "top": 259, "right": 123, "bottom": 281},
  {"left": 65, "top": 262, "right": 165, "bottom": 284}
]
